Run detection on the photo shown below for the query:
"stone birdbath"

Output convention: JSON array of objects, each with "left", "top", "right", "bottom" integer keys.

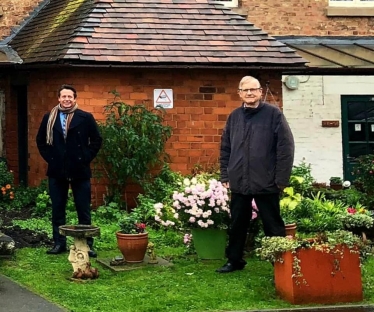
[{"left": 59, "top": 225, "right": 100, "bottom": 280}]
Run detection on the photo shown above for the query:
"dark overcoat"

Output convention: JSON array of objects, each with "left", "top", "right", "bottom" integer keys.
[
  {"left": 220, "top": 102, "right": 295, "bottom": 195},
  {"left": 36, "top": 109, "right": 102, "bottom": 179}
]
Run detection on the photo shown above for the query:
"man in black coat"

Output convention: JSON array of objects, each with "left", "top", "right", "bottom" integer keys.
[
  {"left": 216, "top": 76, "right": 295, "bottom": 273},
  {"left": 36, "top": 84, "right": 102, "bottom": 256}
]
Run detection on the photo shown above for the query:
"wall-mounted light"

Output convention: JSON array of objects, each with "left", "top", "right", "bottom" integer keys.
[{"left": 284, "top": 76, "right": 300, "bottom": 90}]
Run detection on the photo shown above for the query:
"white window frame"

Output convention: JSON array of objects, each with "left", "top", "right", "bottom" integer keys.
[
  {"left": 329, "top": 0, "right": 374, "bottom": 7},
  {"left": 211, "top": 0, "right": 238, "bottom": 8}
]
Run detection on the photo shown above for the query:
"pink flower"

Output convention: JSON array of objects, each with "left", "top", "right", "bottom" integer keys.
[
  {"left": 347, "top": 207, "right": 357, "bottom": 214},
  {"left": 252, "top": 199, "right": 258, "bottom": 211},
  {"left": 183, "top": 233, "right": 192, "bottom": 245},
  {"left": 251, "top": 199, "right": 258, "bottom": 220},
  {"left": 252, "top": 210, "right": 258, "bottom": 220}
]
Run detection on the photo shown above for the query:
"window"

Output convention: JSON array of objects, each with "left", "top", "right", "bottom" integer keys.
[
  {"left": 329, "top": 0, "right": 374, "bottom": 7},
  {"left": 211, "top": 0, "right": 238, "bottom": 8}
]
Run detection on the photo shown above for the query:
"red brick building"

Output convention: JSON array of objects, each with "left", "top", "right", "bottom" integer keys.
[{"left": 0, "top": 0, "right": 305, "bottom": 206}]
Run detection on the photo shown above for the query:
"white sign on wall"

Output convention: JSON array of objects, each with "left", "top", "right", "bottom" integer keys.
[{"left": 154, "top": 89, "right": 173, "bottom": 109}]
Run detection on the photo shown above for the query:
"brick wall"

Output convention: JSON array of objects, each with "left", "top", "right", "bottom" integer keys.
[
  {"left": 0, "top": 0, "right": 43, "bottom": 40},
  {"left": 241, "top": 0, "right": 374, "bottom": 36},
  {"left": 5, "top": 67, "right": 282, "bottom": 206}
]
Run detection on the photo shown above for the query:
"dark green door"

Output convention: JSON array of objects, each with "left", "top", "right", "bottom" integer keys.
[{"left": 342, "top": 95, "right": 374, "bottom": 181}]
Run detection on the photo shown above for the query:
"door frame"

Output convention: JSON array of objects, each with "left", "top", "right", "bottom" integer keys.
[{"left": 341, "top": 94, "right": 374, "bottom": 181}]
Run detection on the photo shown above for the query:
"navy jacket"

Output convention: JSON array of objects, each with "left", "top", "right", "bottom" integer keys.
[
  {"left": 220, "top": 102, "right": 294, "bottom": 195},
  {"left": 36, "top": 109, "right": 102, "bottom": 179}
]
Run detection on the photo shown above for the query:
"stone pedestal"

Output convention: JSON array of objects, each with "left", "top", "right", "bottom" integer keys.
[{"left": 59, "top": 225, "right": 100, "bottom": 279}]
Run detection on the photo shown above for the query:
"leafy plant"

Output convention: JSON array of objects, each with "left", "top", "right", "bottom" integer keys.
[
  {"left": 0, "top": 161, "right": 15, "bottom": 208},
  {"left": 292, "top": 193, "right": 345, "bottom": 233},
  {"left": 352, "top": 154, "right": 374, "bottom": 208},
  {"left": 340, "top": 205, "right": 374, "bottom": 229},
  {"left": 93, "top": 202, "right": 122, "bottom": 222},
  {"left": 256, "top": 230, "right": 366, "bottom": 266},
  {"left": 330, "top": 176, "right": 343, "bottom": 185},
  {"left": 34, "top": 191, "right": 52, "bottom": 216},
  {"left": 0, "top": 160, "right": 13, "bottom": 187},
  {"left": 290, "top": 161, "right": 313, "bottom": 195},
  {"left": 280, "top": 186, "right": 302, "bottom": 224},
  {"left": 95, "top": 91, "right": 172, "bottom": 207},
  {"left": 118, "top": 207, "right": 146, "bottom": 234}
]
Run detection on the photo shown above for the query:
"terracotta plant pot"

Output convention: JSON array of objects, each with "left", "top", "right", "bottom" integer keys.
[
  {"left": 285, "top": 223, "right": 297, "bottom": 238},
  {"left": 274, "top": 244, "right": 363, "bottom": 304},
  {"left": 116, "top": 232, "right": 148, "bottom": 263},
  {"left": 330, "top": 183, "right": 343, "bottom": 191}
]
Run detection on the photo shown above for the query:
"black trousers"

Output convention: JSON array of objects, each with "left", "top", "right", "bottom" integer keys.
[
  {"left": 49, "top": 177, "right": 93, "bottom": 248},
  {"left": 226, "top": 192, "right": 285, "bottom": 264}
]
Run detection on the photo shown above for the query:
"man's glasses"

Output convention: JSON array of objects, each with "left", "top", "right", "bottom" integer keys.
[{"left": 239, "top": 88, "right": 262, "bottom": 93}]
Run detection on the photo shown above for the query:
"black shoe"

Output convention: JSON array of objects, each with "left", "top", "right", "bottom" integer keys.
[
  {"left": 215, "top": 262, "right": 245, "bottom": 273},
  {"left": 46, "top": 245, "right": 67, "bottom": 255},
  {"left": 88, "top": 250, "right": 97, "bottom": 258}
]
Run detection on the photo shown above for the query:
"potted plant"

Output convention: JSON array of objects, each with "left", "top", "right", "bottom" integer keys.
[
  {"left": 329, "top": 176, "right": 343, "bottom": 190},
  {"left": 280, "top": 186, "right": 302, "bottom": 237},
  {"left": 116, "top": 208, "right": 148, "bottom": 263},
  {"left": 154, "top": 174, "right": 230, "bottom": 259},
  {"left": 256, "top": 230, "right": 366, "bottom": 304}
]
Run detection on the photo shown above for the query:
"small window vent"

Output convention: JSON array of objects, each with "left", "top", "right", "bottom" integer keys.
[{"left": 211, "top": 0, "right": 238, "bottom": 8}]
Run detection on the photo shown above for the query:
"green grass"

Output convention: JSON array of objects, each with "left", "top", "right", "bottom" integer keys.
[{"left": 2, "top": 247, "right": 374, "bottom": 312}]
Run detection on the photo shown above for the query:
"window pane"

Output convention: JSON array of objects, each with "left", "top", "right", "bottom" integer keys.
[{"left": 347, "top": 101, "right": 366, "bottom": 121}]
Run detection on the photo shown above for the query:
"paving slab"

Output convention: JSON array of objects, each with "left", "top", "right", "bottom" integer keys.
[
  {"left": 96, "top": 254, "right": 172, "bottom": 272},
  {"left": 0, "top": 274, "right": 67, "bottom": 312}
]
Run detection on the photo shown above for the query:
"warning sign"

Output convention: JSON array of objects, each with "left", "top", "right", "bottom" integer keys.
[{"left": 154, "top": 89, "right": 173, "bottom": 108}]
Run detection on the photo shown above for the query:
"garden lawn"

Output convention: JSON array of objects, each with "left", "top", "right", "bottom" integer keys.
[{"left": 2, "top": 248, "right": 374, "bottom": 312}]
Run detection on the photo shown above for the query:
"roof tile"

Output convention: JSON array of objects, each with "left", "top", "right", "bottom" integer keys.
[{"left": 9, "top": 0, "right": 306, "bottom": 66}]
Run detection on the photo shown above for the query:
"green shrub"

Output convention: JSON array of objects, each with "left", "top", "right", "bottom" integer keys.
[
  {"left": 290, "top": 161, "right": 313, "bottom": 195},
  {"left": 0, "top": 160, "right": 13, "bottom": 187},
  {"left": 353, "top": 154, "right": 374, "bottom": 195},
  {"left": 95, "top": 91, "right": 172, "bottom": 207}
]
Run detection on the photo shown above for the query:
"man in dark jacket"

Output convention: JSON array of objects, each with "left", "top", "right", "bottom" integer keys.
[
  {"left": 36, "top": 84, "right": 102, "bottom": 256},
  {"left": 216, "top": 76, "right": 294, "bottom": 273}
]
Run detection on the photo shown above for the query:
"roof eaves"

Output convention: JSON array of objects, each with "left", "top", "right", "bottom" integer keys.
[{"left": 12, "top": 60, "right": 308, "bottom": 70}]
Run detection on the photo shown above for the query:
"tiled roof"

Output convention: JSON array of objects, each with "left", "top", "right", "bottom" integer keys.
[{"left": 9, "top": 0, "right": 306, "bottom": 67}]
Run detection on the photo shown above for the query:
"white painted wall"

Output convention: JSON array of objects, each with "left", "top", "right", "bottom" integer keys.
[{"left": 282, "top": 75, "right": 374, "bottom": 183}]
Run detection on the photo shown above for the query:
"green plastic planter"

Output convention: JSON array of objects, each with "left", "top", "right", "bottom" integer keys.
[{"left": 191, "top": 228, "right": 227, "bottom": 259}]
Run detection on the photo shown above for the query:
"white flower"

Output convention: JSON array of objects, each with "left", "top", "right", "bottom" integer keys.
[
  {"left": 154, "top": 203, "right": 163, "bottom": 209},
  {"left": 183, "top": 178, "right": 191, "bottom": 186}
]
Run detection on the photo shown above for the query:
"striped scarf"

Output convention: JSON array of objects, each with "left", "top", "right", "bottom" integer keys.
[{"left": 46, "top": 103, "right": 78, "bottom": 145}]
